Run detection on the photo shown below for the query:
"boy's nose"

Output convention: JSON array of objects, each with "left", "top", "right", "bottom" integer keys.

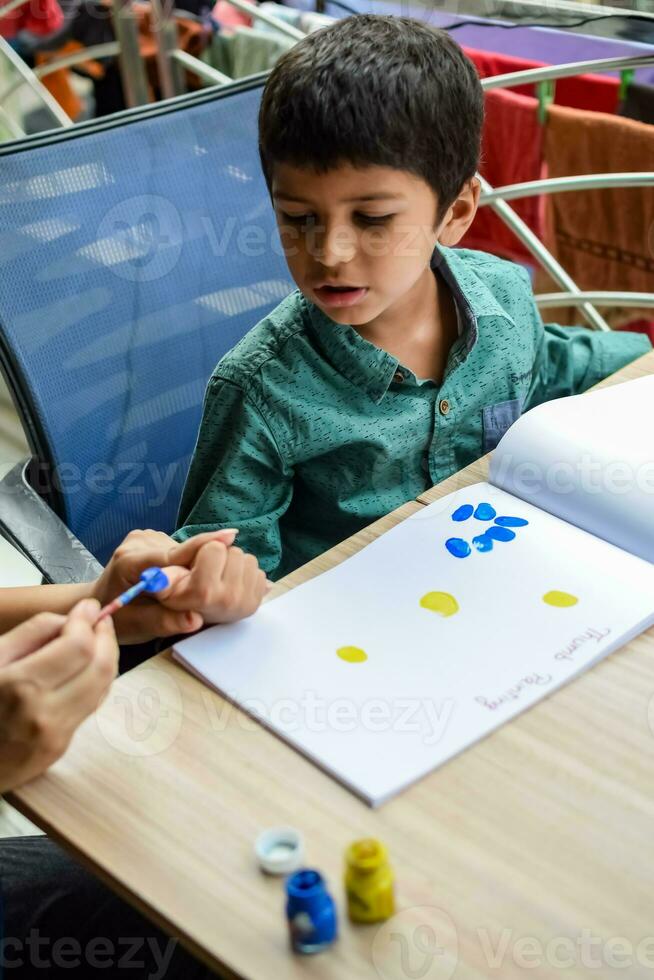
[{"left": 310, "top": 221, "right": 357, "bottom": 266}]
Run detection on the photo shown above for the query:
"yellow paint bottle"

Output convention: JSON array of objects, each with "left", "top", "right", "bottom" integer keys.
[{"left": 345, "top": 839, "right": 395, "bottom": 923}]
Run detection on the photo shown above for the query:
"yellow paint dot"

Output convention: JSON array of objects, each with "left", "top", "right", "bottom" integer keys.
[
  {"left": 419, "top": 591, "right": 459, "bottom": 617},
  {"left": 337, "top": 646, "right": 368, "bottom": 664},
  {"left": 543, "top": 590, "right": 578, "bottom": 608}
]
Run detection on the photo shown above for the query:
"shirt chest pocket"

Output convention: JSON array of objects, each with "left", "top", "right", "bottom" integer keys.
[{"left": 482, "top": 397, "right": 523, "bottom": 453}]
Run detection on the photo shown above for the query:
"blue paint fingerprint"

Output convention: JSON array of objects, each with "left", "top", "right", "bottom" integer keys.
[
  {"left": 494, "top": 515, "right": 529, "bottom": 528},
  {"left": 486, "top": 525, "right": 516, "bottom": 543},
  {"left": 446, "top": 505, "right": 528, "bottom": 557},
  {"left": 445, "top": 537, "right": 472, "bottom": 559}
]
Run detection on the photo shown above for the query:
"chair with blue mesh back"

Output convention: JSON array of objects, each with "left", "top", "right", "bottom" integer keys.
[{"left": 0, "top": 76, "right": 294, "bottom": 581}]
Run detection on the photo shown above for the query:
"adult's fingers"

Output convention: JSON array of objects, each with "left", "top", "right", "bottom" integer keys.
[
  {"left": 166, "top": 529, "right": 238, "bottom": 569},
  {"left": 113, "top": 601, "right": 203, "bottom": 643},
  {"left": 94, "top": 615, "right": 119, "bottom": 682},
  {"left": 0, "top": 612, "right": 67, "bottom": 668},
  {"left": 0, "top": 607, "right": 118, "bottom": 759},
  {"left": 50, "top": 615, "right": 119, "bottom": 721},
  {"left": 104, "top": 529, "right": 238, "bottom": 601},
  {"left": 12, "top": 599, "right": 102, "bottom": 689},
  {"left": 119, "top": 528, "right": 237, "bottom": 573},
  {"left": 109, "top": 536, "right": 181, "bottom": 588}
]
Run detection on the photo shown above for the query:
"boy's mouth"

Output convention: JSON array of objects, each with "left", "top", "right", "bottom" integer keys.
[{"left": 313, "top": 284, "right": 369, "bottom": 308}]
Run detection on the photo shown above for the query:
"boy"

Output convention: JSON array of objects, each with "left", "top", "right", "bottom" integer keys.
[{"left": 175, "top": 14, "right": 651, "bottom": 579}]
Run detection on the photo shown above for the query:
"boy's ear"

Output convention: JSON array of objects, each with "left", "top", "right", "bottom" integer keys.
[{"left": 436, "top": 178, "right": 481, "bottom": 247}]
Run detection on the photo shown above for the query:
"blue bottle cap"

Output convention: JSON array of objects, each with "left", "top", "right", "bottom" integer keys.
[
  {"left": 139, "top": 567, "right": 170, "bottom": 593},
  {"left": 287, "top": 869, "right": 324, "bottom": 898}
]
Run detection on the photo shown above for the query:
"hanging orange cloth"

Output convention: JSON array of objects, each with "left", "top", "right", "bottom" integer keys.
[
  {"left": 540, "top": 103, "right": 654, "bottom": 325},
  {"left": 461, "top": 87, "right": 546, "bottom": 265},
  {"left": 35, "top": 57, "right": 81, "bottom": 117},
  {"left": 133, "top": 3, "right": 210, "bottom": 91},
  {"left": 35, "top": 40, "right": 105, "bottom": 120}
]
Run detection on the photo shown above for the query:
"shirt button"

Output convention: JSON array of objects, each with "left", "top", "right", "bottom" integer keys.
[
  {"left": 439, "top": 398, "right": 451, "bottom": 416},
  {"left": 393, "top": 371, "right": 404, "bottom": 383}
]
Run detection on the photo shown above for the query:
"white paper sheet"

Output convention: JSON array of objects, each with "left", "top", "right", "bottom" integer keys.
[
  {"left": 174, "top": 483, "right": 654, "bottom": 806},
  {"left": 490, "top": 375, "right": 654, "bottom": 563}
]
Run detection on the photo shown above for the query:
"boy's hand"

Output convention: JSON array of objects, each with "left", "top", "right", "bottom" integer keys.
[
  {"left": 156, "top": 541, "right": 270, "bottom": 625},
  {"left": 91, "top": 528, "right": 237, "bottom": 643},
  {"left": 0, "top": 599, "right": 118, "bottom": 792},
  {"left": 91, "top": 529, "right": 269, "bottom": 642}
]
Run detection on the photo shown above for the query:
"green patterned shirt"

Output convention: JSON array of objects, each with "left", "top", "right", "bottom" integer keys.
[{"left": 175, "top": 245, "right": 650, "bottom": 578}]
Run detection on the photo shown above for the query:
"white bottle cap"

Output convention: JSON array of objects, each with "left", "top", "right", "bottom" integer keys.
[{"left": 255, "top": 827, "right": 304, "bottom": 875}]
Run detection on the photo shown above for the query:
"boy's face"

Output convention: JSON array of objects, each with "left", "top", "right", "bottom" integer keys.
[{"left": 271, "top": 162, "right": 474, "bottom": 328}]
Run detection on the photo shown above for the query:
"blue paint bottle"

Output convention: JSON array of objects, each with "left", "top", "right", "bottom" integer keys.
[{"left": 285, "top": 869, "right": 338, "bottom": 954}]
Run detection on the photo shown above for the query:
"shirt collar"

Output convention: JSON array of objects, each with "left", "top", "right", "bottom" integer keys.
[
  {"left": 433, "top": 243, "right": 518, "bottom": 348},
  {"left": 432, "top": 244, "right": 476, "bottom": 355},
  {"left": 303, "top": 243, "right": 515, "bottom": 403},
  {"left": 303, "top": 297, "right": 400, "bottom": 404}
]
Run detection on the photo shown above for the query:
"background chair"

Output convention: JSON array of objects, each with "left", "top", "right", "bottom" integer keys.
[{"left": 0, "top": 75, "right": 293, "bottom": 580}]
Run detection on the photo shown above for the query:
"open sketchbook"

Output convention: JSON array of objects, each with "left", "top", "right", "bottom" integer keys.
[{"left": 174, "top": 376, "right": 654, "bottom": 806}]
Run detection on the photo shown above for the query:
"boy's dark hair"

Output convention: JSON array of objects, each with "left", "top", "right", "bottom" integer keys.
[{"left": 258, "top": 14, "right": 484, "bottom": 222}]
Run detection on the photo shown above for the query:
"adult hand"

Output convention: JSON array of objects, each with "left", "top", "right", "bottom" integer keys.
[{"left": 0, "top": 599, "right": 118, "bottom": 792}]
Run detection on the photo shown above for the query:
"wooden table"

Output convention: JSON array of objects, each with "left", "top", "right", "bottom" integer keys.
[{"left": 10, "top": 351, "right": 654, "bottom": 980}]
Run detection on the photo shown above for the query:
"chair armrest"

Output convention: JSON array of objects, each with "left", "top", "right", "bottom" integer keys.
[
  {"left": 0, "top": 460, "right": 162, "bottom": 673},
  {"left": 0, "top": 459, "right": 102, "bottom": 584}
]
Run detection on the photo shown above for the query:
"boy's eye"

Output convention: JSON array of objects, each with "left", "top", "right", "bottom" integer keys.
[
  {"left": 279, "top": 211, "right": 394, "bottom": 227},
  {"left": 354, "top": 213, "right": 394, "bottom": 225},
  {"left": 280, "top": 211, "right": 315, "bottom": 226}
]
